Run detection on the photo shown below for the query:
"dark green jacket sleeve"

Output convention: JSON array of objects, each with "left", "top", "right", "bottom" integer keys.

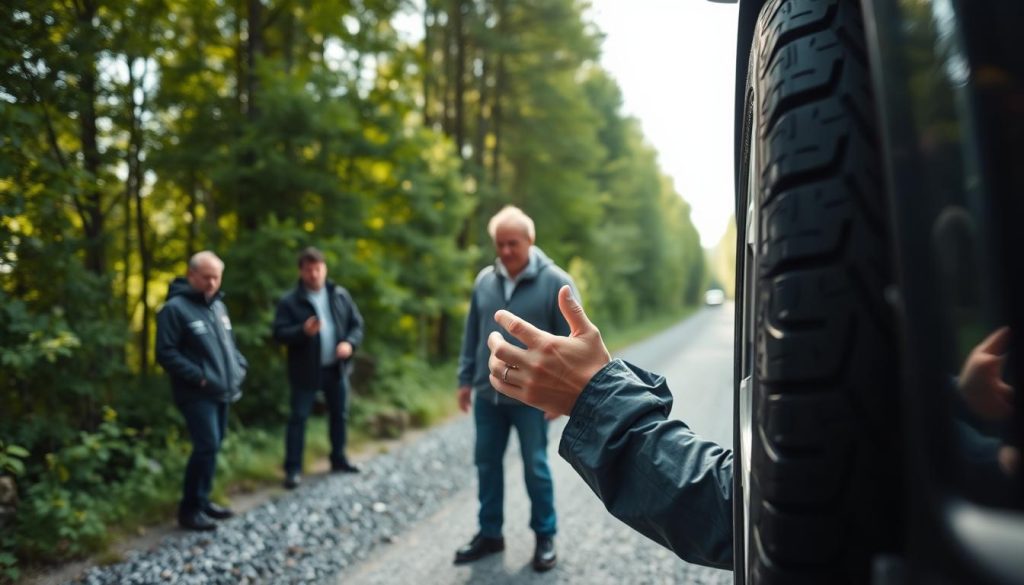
[{"left": 558, "top": 359, "right": 734, "bottom": 570}]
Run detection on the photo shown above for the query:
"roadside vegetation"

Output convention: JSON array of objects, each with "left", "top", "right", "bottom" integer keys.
[{"left": 0, "top": 1, "right": 712, "bottom": 580}]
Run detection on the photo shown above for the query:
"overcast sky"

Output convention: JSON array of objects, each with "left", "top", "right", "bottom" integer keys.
[{"left": 587, "top": 1, "right": 739, "bottom": 248}]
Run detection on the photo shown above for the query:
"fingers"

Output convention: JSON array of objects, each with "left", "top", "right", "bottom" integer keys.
[
  {"left": 487, "top": 351, "right": 520, "bottom": 386},
  {"left": 487, "top": 331, "right": 529, "bottom": 365},
  {"left": 489, "top": 373, "right": 525, "bottom": 399},
  {"left": 978, "top": 326, "right": 1011, "bottom": 356},
  {"left": 494, "top": 309, "right": 547, "bottom": 348},
  {"left": 557, "top": 285, "right": 593, "bottom": 337}
]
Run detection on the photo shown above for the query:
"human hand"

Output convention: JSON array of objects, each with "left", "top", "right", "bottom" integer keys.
[
  {"left": 303, "top": 316, "right": 321, "bottom": 336},
  {"left": 958, "top": 327, "right": 1014, "bottom": 420},
  {"left": 336, "top": 341, "right": 353, "bottom": 359},
  {"left": 999, "top": 445, "right": 1019, "bottom": 477},
  {"left": 457, "top": 386, "right": 472, "bottom": 413},
  {"left": 487, "top": 285, "right": 611, "bottom": 417}
]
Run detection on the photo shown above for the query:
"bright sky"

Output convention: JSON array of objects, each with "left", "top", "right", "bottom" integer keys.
[{"left": 587, "top": 1, "right": 739, "bottom": 248}]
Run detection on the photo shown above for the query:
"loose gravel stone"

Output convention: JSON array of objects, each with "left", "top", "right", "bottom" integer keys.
[
  {"left": 68, "top": 413, "right": 731, "bottom": 584},
  {"left": 69, "top": 418, "right": 477, "bottom": 585}
]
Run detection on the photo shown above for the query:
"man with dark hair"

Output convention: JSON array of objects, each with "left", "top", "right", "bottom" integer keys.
[
  {"left": 156, "top": 251, "right": 248, "bottom": 532},
  {"left": 273, "top": 247, "right": 365, "bottom": 489}
]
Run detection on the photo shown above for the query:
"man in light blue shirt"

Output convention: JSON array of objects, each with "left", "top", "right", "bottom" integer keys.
[{"left": 273, "top": 247, "right": 365, "bottom": 489}]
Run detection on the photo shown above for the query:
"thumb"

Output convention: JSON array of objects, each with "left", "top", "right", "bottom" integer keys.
[{"left": 558, "top": 285, "right": 593, "bottom": 337}]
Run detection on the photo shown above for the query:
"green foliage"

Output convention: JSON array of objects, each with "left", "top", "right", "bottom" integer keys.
[
  {"left": 0, "top": 442, "right": 29, "bottom": 478},
  {"left": 2, "top": 0, "right": 710, "bottom": 572},
  {"left": 354, "top": 355, "right": 458, "bottom": 431}
]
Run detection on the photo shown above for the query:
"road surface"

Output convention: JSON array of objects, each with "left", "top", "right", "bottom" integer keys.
[{"left": 341, "top": 304, "right": 735, "bottom": 584}]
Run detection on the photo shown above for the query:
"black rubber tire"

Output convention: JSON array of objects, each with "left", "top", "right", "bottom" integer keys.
[{"left": 737, "top": 0, "right": 904, "bottom": 583}]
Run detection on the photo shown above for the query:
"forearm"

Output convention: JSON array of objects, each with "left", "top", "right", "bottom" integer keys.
[
  {"left": 155, "top": 310, "right": 203, "bottom": 383},
  {"left": 272, "top": 308, "right": 307, "bottom": 344},
  {"left": 558, "top": 360, "right": 734, "bottom": 569}
]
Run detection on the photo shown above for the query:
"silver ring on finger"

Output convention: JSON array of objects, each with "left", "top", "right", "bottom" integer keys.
[{"left": 502, "top": 365, "right": 511, "bottom": 384}]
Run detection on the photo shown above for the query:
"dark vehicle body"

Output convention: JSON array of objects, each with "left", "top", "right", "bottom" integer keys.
[{"left": 716, "top": 0, "right": 1024, "bottom": 583}]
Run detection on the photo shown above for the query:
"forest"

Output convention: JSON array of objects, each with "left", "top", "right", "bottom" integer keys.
[{"left": 0, "top": 0, "right": 712, "bottom": 577}]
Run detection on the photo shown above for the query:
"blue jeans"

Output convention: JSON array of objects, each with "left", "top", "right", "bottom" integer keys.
[
  {"left": 284, "top": 366, "right": 349, "bottom": 474},
  {"left": 474, "top": 397, "right": 557, "bottom": 538},
  {"left": 177, "top": 398, "right": 228, "bottom": 516}
]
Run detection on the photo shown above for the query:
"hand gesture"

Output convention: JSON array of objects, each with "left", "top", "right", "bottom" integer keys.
[
  {"left": 303, "top": 316, "right": 321, "bottom": 336},
  {"left": 487, "top": 285, "right": 611, "bottom": 417},
  {"left": 958, "top": 327, "right": 1014, "bottom": 420}
]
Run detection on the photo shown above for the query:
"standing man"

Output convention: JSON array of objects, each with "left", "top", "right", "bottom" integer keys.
[
  {"left": 273, "top": 247, "right": 365, "bottom": 489},
  {"left": 454, "top": 205, "right": 577, "bottom": 572},
  {"left": 156, "top": 251, "right": 248, "bottom": 532}
]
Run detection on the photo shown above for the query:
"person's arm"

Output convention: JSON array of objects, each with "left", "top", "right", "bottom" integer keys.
[
  {"left": 487, "top": 285, "right": 733, "bottom": 568},
  {"left": 272, "top": 296, "right": 307, "bottom": 345},
  {"left": 560, "top": 360, "right": 733, "bottom": 569},
  {"left": 155, "top": 304, "right": 204, "bottom": 385},
  {"left": 341, "top": 288, "right": 365, "bottom": 349},
  {"left": 457, "top": 289, "right": 481, "bottom": 389}
]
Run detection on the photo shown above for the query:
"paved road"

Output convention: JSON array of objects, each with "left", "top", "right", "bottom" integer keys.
[{"left": 340, "top": 304, "right": 735, "bottom": 585}]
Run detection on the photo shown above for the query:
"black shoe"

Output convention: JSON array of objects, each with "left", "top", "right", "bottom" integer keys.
[
  {"left": 331, "top": 461, "right": 360, "bottom": 474},
  {"left": 533, "top": 535, "right": 557, "bottom": 572},
  {"left": 283, "top": 473, "right": 301, "bottom": 490},
  {"left": 453, "top": 534, "right": 505, "bottom": 564},
  {"left": 203, "top": 502, "right": 235, "bottom": 520},
  {"left": 178, "top": 511, "right": 217, "bottom": 532}
]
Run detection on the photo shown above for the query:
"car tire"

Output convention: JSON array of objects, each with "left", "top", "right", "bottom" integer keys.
[{"left": 733, "top": 1, "right": 904, "bottom": 583}]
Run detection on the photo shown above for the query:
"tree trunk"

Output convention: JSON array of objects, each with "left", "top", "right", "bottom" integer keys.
[
  {"left": 126, "top": 56, "right": 152, "bottom": 374},
  {"left": 491, "top": 0, "right": 507, "bottom": 189},
  {"left": 187, "top": 172, "right": 198, "bottom": 257},
  {"left": 77, "top": 0, "right": 107, "bottom": 275},
  {"left": 441, "top": 3, "right": 452, "bottom": 134},
  {"left": 423, "top": 3, "right": 434, "bottom": 127},
  {"left": 451, "top": 0, "right": 467, "bottom": 157},
  {"left": 238, "top": 0, "right": 262, "bottom": 231}
]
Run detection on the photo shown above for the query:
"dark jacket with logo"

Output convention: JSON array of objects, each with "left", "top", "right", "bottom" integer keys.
[
  {"left": 559, "top": 359, "right": 734, "bottom": 569},
  {"left": 272, "top": 280, "right": 364, "bottom": 390},
  {"left": 156, "top": 278, "right": 248, "bottom": 404},
  {"left": 458, "top": 246, "right": 577, "bottom": 406}
]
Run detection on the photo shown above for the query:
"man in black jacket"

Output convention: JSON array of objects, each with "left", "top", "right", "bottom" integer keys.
[
  {"left": 156, "top": 251, "right": 248, "bottom": 532},
  {"left": 273, "top": 247, "right": 365, "bottom": 489}
]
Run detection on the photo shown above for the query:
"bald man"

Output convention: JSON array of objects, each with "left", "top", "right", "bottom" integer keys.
[{"left": 156, "top": 251, "right": 248, "bottom": 532}]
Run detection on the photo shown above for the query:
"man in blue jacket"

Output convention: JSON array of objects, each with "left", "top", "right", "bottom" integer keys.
[
  {"left": 454, "top": 205, "right": 578, "bottom": 572},
  {"left": 273, "top": 247, "right": 365, "bottom": 489},
  {"left": 156, "top": 251, "right": 248, "bottom": 532}
]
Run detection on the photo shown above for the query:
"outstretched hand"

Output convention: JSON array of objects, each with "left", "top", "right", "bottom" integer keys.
[
  {"left": 487, "top": 285, "right": 611, "bottom": 416},
  {"left": 958, "top": 326, "right": 1014, "bottom": 420}
]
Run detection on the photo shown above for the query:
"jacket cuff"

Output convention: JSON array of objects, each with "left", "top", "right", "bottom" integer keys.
[{"left": 560, "top": 359, "right": 624, "bottom": 454}]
